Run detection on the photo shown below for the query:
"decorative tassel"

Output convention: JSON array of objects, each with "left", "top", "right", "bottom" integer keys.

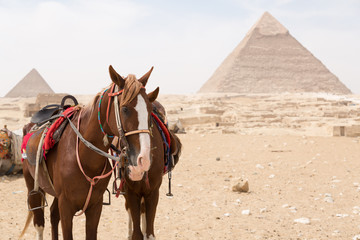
[{"left": 103, "top": 134, "right": 109, "bottom": 146}]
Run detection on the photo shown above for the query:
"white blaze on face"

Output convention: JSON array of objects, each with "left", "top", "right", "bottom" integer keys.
[{"left": 128, "top": 94, "right": 151, "bottom": 181}]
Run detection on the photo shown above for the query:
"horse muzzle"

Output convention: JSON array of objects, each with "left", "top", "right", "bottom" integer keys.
[{"left": 127, "top": 149, "right": 151, "bottom": 181}]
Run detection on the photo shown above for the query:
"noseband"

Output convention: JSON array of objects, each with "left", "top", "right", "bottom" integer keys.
[{"left": 98, "top": 83, "right": 151, "bottom": 159}]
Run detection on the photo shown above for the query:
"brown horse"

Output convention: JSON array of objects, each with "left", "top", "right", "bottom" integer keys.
[
  {"left": 110, "top": 67, "right": 182, "bottom": 240},
  {"left": 20, "top": 66, "right": 168, "bottom": 240}
]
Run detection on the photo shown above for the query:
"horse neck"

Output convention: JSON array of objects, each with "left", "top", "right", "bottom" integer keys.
[{"left": 77, "top": 100, "right": 110, "bottom": 172}]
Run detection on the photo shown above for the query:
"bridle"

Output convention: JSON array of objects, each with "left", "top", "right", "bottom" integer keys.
[
  {"left": 98, "top": 83, "right": 151, "bottom": 160},
  {"left": 70, "top": 82, "right": 153, "bottom": 216}
]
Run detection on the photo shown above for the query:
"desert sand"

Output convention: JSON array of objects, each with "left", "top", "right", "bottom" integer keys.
[{"left": 1, "top": 93, "right": 360, "bottom": 239}]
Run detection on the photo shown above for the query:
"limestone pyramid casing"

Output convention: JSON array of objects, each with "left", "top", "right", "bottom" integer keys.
[
  {"left": 199, "top": 12, "right": 351, "bottom": 94},
  {"left": 5, "top": 69, "right": 54, "bottom": 97}
]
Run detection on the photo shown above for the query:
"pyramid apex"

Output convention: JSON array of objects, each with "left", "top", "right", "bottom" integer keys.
[{"left": 252, "top": 11, "right": 288, "bottom": 36}]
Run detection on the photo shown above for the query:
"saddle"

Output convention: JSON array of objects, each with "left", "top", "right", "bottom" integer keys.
[
  {"left": 152, "top": 101, "right": 181, "bottom": 173},
  {"left": 22, "top": 95, "right": 80, "bottom": 197},
  {"left": 31, "top": 95, "right": 79, "bottom": 125}
]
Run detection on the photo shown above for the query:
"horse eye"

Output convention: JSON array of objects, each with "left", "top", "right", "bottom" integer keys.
[{"left": 121, "top": 106, "right": 129, "bottom": 114}]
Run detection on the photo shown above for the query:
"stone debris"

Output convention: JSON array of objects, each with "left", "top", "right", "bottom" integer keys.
[
  {"left": 259, "top": 208, "right": 268, "bottom": 213},
  {"left": 241, "top": 209, "right": 251, "bottom": 215},
  {"left": 157, "top": 92, "right": 360, "bottom": 136},
  {"left": 232, "top": 178, "right": 249, "bottom": 193},
  {"left": 289, "top": 206, "right": 297, "bottom": 213},
  {"left": 353, "top": 234, "right": 360, "bottom": 240},
  {"left": 324, "top": 193, "right": 334, "bottom": 203},
  {"left": 256, "top": 164, "right": 264, "bottom": 169},
  {"left": 353, "top": 206, "right": 360, "bottom": 215},
  {"left": 269, "top": 174, "right": 275, "bottom": 179},
  {"left": 335, "top": 214, "right": 349, "bottom": 218},
  {"left": 294, "top": 217, "right": 311, "bottom": 225}
]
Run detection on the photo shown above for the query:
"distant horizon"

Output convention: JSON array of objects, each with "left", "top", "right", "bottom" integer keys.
[{"left": 1, "top": 0, "right": 359, "bottom": 96}]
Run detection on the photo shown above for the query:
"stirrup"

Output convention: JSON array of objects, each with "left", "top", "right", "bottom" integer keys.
[
  {"left": 166, "top": 171, "right": 173, "bottom": 197},
  {"left": 103, "top": 188, "right": 111, "bottom": 205},
  {"left": 27, "top": 190, "right": 48, "bottom": 211}
]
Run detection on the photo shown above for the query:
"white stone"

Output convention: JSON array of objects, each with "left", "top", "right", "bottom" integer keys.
[
  {"left": 260, "top": 208, "right": 267, "bottom": 213},
  {"left": 289, "top": 206, "right": 297, "bottom": 213},
  {"left": 324, "top": 196, "right": 334, "bottom": 203},
  {"left": 256, "top": 164, "right": 264, "bottom": 169},
  {"left": 353, "top": 234, "right": 360, "bottom": 240},
  {"left": 242, "top": 209, "right": 251, "bottom": 215},
  {"left": 269, "top": 174, "right": 275, "bottom": 179},
  {"left": 294, "top": 217, "right": 310, "bottom": 225}
]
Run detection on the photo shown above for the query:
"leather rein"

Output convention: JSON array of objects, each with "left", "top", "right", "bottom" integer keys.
[{"left": 67, "top": 83, "right": 151, "bottom": 216}]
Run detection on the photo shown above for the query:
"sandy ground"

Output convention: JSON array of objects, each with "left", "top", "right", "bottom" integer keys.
[{"left": 1, "top": 133, "right": 360, "bottom": 239}]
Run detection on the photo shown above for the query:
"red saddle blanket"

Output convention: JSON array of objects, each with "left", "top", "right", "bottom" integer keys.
[{"left": 21, "top": 107, "right": 79, "bottom": 162}]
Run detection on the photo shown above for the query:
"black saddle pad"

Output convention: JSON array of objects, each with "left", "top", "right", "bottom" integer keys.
[{"left": 31, "top": 104, "right": 61, "bottom": 124}]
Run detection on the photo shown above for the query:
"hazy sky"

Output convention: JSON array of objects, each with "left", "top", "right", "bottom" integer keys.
[{"left": 0, "top": 0, "right": 359, "bottom": 96}]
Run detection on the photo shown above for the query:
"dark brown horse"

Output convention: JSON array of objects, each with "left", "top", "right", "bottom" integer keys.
[
  {"left": 110, "top": 67, "right": 182, "bottom": 240},
  {"left": 20, "top": 66, "right": 173, "bottom": 239}
]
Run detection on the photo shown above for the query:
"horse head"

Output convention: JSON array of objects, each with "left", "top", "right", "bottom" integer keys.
[{"left": 107, "top": 65, "right": 159, "bottom": 181}]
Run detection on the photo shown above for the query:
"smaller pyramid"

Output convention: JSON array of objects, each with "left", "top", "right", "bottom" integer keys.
[{"left": 5, "top": 69, "right": 54, "bottom": 98}]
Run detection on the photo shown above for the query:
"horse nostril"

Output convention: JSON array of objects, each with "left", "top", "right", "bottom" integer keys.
[{"left": 138, "top": 157, "right": 143, "bottom": 166}]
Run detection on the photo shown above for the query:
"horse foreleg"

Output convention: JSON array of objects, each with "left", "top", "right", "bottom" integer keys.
[
  {"left": 126, "top": 206, "right": 133, "bottom": 239},
  {"left": 50, "top": 198, "right": 60, "bottom": 240},
  {"left": 58, "top": 197, "right": 76, "bottom": 240},
  {"left": 140, "top": 197, "right": 146, "bottom": 236},
  {"left": 126, "top": 191, "right": 143, "bottom": 240},
  {"left": 22, "top": 162, "right": 45, "bottom": 240},
  {"left": 84, "top": 199, "right": 103, "bottom": 240},
  {"left": 144, "top": 189, "right": 160, "bottom": 240}
]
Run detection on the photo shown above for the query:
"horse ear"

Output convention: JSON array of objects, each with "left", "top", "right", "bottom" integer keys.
[
  {"left": 148, "top": 87, "right": 159, "bottom": 102},
  {"left": 109, "top": 65, "right": 125, "bottom": 88},
  {"left": 138, "top": 66, "right": 154, "bottom": 87}
]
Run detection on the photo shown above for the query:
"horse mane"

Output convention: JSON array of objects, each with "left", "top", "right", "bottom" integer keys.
[
  {"left": 120, "top": 74, "right": 143, "bottom": 106},
  {"left": 88, "top": 74, "right": 143, "bottom": 112}
]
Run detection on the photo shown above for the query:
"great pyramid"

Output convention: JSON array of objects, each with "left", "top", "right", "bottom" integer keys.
[
  {"left": 5, "top": 68, "right": 54, "bottom": 97},
  {"left": 199, "top": 12, "right": 351, "bottom": 94}
]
